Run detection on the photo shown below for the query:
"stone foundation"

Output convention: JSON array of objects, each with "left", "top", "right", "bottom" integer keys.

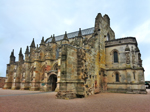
[{"left": 56, "top": 91, "right": 77, "bottom": 99}]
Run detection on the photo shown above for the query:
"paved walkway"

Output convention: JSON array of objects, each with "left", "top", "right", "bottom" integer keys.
[
  {"left": 0, "top": 89, "right": 52, "bottom": 97},
  {"left": 0, "top": 88, "right": 150, "bottom": 112}
]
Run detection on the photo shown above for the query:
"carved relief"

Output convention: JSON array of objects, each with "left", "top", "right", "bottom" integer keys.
[
  {"left": 132, "top": 53, "right": 135, "bottom": 64},
  {"left": 126, "top": 52, "right": 130, "bottom": 64},
  {"left": 131, "top": 46, "right": 135, "bottom": 64}
]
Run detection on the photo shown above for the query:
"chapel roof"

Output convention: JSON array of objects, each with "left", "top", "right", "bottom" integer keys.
[{"left": 45, "top": 27, "right": 94, "bottom": 43}]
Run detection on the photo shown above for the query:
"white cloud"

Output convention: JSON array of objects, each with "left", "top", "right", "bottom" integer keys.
[
  {"left": 131, "top": 20, "right": 150, "bottom": 43},
  {"left": 64, "top": 19, "right": 75, "bottom": 26}
]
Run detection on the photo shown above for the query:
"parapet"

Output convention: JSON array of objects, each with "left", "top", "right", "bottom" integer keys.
[{"left": 105, "top": 37, "right": 137, "bottom": 47}]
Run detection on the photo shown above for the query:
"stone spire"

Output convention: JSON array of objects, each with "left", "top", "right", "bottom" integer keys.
[
  {"left": 19, "top": 48, "right": 23, "bottom": 55},
  {"left": 61, "top": 31, "right": 69, "bottom": 45},
  {"left": 10, "top": 49, "right": 14, "bottom": 57},
  {"left": 25, "top": 46, "right": 30, "bottom": 54},
  {"left": 19, "top": 48, "right": 24, "bottom": 62},
  {"left": 50, "top": 35, "right": 52, "bottom": 39},
  {"left": 35, "top": 44, "right": 40, "bottom": 53},
  {"left": 10, "top": 49, "right": 15, "bottom": 64},
  {"left": 63, "top": 31, "right": 69, "bottom": 41},
  {"left": 51, "top": 34, "right": 56, "bottom": 43},
  {"left": 30, "top": 38, "right": 35, "bottom": 47},
  {"left": 78, "top": 28, "right": 82, "bottom": 37},
  {"left": 40, "top": 36, "right": 45, "bottom": 45}
]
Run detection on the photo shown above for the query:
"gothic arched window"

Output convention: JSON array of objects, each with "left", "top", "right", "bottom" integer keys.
[
  {"left": 116, "top": 73, "right": 119, "bottom": 82},
  {"left": 114, "top": 51, "right": 118, "bottom": 63},
  {"left": 107, "top": 33, "right": 110, "bottom": 41}
]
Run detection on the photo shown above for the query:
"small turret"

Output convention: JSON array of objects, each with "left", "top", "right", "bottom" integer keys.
[
  {"left": 30, "top": 38, "right": 35, "bottom": 48},
  {"left": 10, "top": 49, "right": 14, "bottom": 57},
  {"left": 40, "top": 36, "right": 45, "bottom": 46},
  {"left": 74, "top": 28, "right": 83, "bottom": 47},
  {"left": 35, "top": 44, "right": 40, "bottom": 60},
  {"left": 61, "top": 31, "right": 69, "bottom": 44},
  {"left": 30, "top": 38, "right": 36, "bottom": 62},
  {"left": 78, "top": 28, "right": 82, "bottom": 37},
  {"left": 25, "top": 46, "right": 30, "bottom": 54},
  {"left": 25, "top": 46, "right": 30, "bottom": 62},
  {"left": 19, "top": 48, "right": 24, "bottom": 62},
  {"left": 63, "top": 31, "right": 69, "bottom": 41},
  {"left": 10, "top": 49, "right": 15, "bottom": 64},
  {"left": 51, "top": 34, "right": 56, "bottom": 43},
  {"left": 35, "top": 44, "right": 40, "bottom": 53},
  {"left": 19, "top": 48, "right": 22, "bottom": 55}
]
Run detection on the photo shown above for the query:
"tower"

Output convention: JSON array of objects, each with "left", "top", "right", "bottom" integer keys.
[
  {"left": 10, "top": 49, "right": 15, "bottom": 64},
  {"left": 19, "top": 48, "right": 24, "bottom": 63},
  {"left": 61, "top": 31, "right": 69, "bottom": 45},
  {"left": 25, "top": 46, "right": 30, "bottom": 62},
  {"left": 74, "top": 28, "right": 83, "bottom": 47},
  {"left": 30, "top": 38, "right": 36, "bottom": 62}
]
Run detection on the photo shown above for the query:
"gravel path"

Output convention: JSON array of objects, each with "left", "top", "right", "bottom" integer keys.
[{"left": 0, "top": 88, "right": 150, "bottom": 112}]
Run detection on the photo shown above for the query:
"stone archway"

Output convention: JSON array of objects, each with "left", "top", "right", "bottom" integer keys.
[{"left": 48, "top": 74, "right": 57, "bottom": 91}]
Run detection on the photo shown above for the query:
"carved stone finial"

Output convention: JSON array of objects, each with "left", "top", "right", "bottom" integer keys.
[
  {"left": 40, "top": 37, "right": 45, "bottom": 45},
  {"left": 25, "top": 46, "right": 30, "bottom": 54},
  {"left": 78, "top": 28, "right": 82, "bottom": 37},
  {"left": 10, "top": 49, "right": 14, "bottom": 57},
  {"left": 51, "top": 34, "right": 56, "bottom": 43},
  {"left": 19, "top": 48, "right": 23, "bottom": 55},
  {"left": 62, "top": 31, "right": 69, "bottom": 42},
  {"left": 30, "top": 38, "right": 35, "bottom": 48},
  {"left": 63, "top": 31, "right": 68, "bottom": 40}
]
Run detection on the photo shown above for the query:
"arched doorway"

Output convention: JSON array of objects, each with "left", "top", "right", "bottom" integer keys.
[{"left": 49, "top": 74, "right": 57, "bottom": 91}]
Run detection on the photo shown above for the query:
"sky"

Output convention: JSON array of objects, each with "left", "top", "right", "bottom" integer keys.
[{"left": 0, "top": 0, "right": 150, "bottom": 80}]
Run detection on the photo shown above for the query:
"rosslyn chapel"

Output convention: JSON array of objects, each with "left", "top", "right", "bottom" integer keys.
[{"left": 4, "top": 13, "right": 146, "bottom": 99}]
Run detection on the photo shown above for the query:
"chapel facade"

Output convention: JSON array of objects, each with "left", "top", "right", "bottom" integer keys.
[{"left": 4, "top": 13, "right": 146, "bottom": 99}]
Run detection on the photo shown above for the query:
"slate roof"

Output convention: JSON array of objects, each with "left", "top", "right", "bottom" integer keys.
[{"left": 46, "top": 27, "right": 94, "bottom": 43}]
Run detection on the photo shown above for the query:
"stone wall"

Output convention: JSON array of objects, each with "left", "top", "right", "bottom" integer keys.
[
  {"left": 105, "top": 37, "right": 146, "bottom": 94},
  {"left": 0, "top": 77, "right": 6, "bottom": 88}
]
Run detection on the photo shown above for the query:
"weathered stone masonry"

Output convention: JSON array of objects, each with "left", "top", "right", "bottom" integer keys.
[{"left": 4, "top": 13, "right": 146, "bottom": 99}]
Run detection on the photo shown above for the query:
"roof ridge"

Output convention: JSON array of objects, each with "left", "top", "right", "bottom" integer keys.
[
  {"left": 45, "top": 27, "right": 94, "bottom": 43},
  {"left": 55, "top": 27, "right": 94, "bottom": 38}
]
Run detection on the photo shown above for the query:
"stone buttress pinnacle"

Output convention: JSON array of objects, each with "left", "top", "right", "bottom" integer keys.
[
  {"left": 25, "top": 46, "right": 30, "bottom": 54},
  {"left": 30, "top": 38, "right": 35, "bottom": 47}
]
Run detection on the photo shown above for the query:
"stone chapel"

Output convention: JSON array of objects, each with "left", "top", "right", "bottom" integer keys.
[{"left": 4, "top": 13, "right": 146, "bottom": 99}]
